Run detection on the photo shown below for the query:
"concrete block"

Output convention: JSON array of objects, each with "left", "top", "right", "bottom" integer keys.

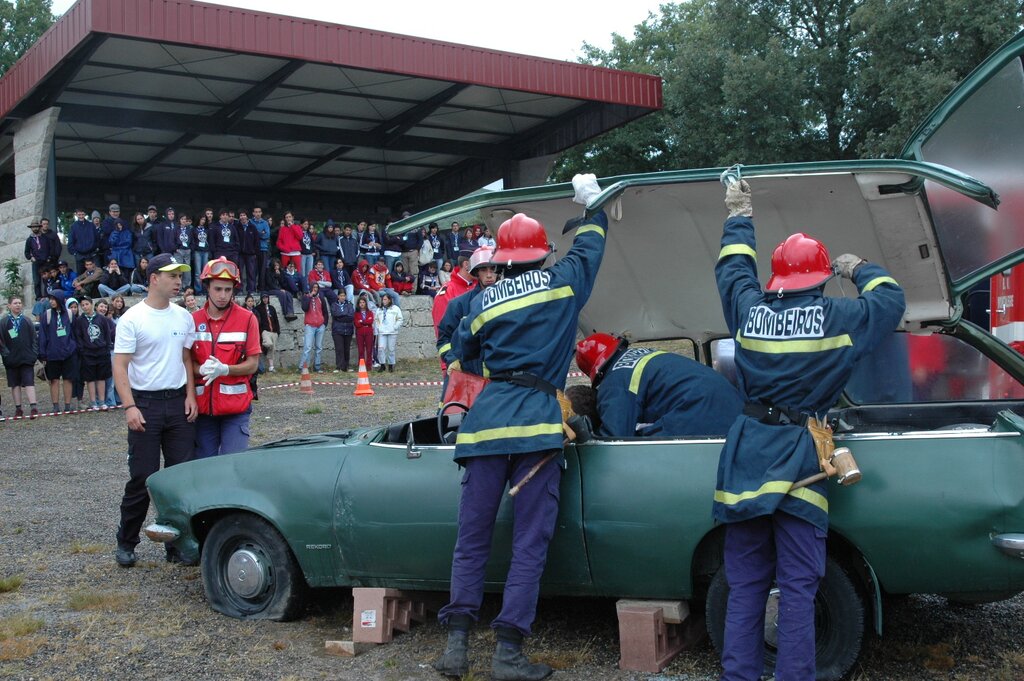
[
  {"left": 13, "top": 107, "right": 60, "bottom": 153},
  {"left": 324, "top": 640, "right": 375, "bottom": 657},
  {"left": 616, "top": 599, "right": 689, "bottom": 624},
  {"left": 352, "top": 587, "right": 428, "bottom": 644},
  {"left": 616, "top": 602, "right": 686, "bottom": 673}
]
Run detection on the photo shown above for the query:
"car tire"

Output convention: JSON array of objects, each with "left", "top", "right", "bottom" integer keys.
[
  {"left": 202, "top": 513, "right": 308, "bottom": 621},
  {"left": 706, "top": 556, "right": 864, "bottom": 681}
]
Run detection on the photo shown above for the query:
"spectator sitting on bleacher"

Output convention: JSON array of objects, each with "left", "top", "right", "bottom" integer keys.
[{"left": 391, "top": 261, "right": 415, "bottom": 296}]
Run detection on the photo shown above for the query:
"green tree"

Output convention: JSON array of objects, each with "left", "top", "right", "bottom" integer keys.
[
  {"left": 550, "top": 0, "right": 1022, "bottom": 181},
  {"left": 0, "top": 0, "right": 54, "bottom": 77}
]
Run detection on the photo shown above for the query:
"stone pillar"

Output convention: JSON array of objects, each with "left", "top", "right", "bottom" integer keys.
[
  {"left": 504, "top": 153, "right": 557, "bottom": 189},
  {"left": 0, "top": 106, "right": 61, "bottom": 303}
]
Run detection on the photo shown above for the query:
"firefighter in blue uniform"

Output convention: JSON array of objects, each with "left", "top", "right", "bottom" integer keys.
[
  {"left": 574, "top": 332, "right": 742, "bottom": 437},
  {"left": 436, "top": 246, "right": 497, "bottom": 404},
  {"left": 713, "top": 178, "right": 905, "bottom": 681},
  {"left": 433, "top": 175, "right": 607, "bottom": 681}
]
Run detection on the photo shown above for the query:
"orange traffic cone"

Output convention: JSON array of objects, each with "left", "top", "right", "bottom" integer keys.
[
  {"left": 354, "top": 359, "right": 375, "bottom": 396},
  {"left": 299, "top": 364, "right": 315, "bottom": 395}
]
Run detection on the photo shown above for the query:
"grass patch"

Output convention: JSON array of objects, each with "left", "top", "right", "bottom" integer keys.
[
  {"left": 67, "top": 588, "right": 137, "bottom": 612},
  {"left": 0, "top": 614, "right": 43, "bottom": 641},
  {"left": 0, "top": 575, "right": 24, "bottom": 593},
  {"left": 68, "top": 541, "right": 106, "bottom": 555},
  {"left": 304, "top": 402, "right": 324, "bottom": 414},
  {"left": 0, "top": 635, "right": 45, "bottom": 661}
]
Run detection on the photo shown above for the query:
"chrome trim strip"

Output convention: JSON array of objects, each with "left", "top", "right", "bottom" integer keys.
[
  {"left": 367, "top": 429, "right": 1017, "bottom": 449},
  {"left": 368, "top": 442, "right": 455, "bottom": 450},
  {"left": 837, "top": 430, "right": 1016, "bottom": 441}
]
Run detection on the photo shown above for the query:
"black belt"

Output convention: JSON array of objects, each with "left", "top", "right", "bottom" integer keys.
[
  {"left": 132, "top": 386, "right": 187, "bottom": 399},
  {"left": 490, "top": 372, "right": 559, "bottom": 397},
  {"left": 743, "top": 402, "right": 812, "bottom": 427}
]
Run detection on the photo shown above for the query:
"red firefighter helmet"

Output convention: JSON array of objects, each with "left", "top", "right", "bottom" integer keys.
[
  {"left": 468, "top": 246, "right": 494, "bottom": 274},
  {"left": 199, "top": 256, "right": 242, "bottom": 287},
  {"left": 492, "top": 213, "right": 552, "bottom": 267},
  {"left": 575, "top": 333, "right": 627, "bottom": 384},
  {"left": 765, "top": 233, "right": 833, "bottom": 292}
]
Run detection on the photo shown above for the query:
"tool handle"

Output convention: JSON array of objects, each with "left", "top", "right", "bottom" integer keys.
[
  {"left": 508, "top": 452, "right": 559, "bottom": 497},
  {"left": 789, "top": 471, "right": 827, "bottom": 491}
]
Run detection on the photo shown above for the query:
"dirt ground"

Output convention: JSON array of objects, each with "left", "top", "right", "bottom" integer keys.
[{"left": 3, "top": 360, "right": 1024, "bottom": 680}]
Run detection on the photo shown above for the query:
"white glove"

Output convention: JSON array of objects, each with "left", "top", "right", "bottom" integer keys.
[
  {"left": 725, "top": 180, "right": 752, "bottom": 217},
  {"left": 199, "top": 357, "right": 230, "bottom": 386},
  {"left": 832, "top": 254, "right": 865, "bottom": 279},
  {"left": 572, "top": 173, "right": 601, "bottom": 206}
]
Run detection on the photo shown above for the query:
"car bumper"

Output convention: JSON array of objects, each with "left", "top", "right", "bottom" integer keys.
[{"left": 992, "top": 533, "right": 1024, "bottom": 559}]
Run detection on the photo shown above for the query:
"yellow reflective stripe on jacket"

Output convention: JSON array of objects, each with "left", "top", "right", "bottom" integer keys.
[
  {"left": 719, "top": 244, "right": 756, "bottom": 260},
  {"left": 469, "top": 286, "right": 575, "bottom": 335},
  {"left": 736, "top": 331, "right": 852, "bottom": 354},
  {"left": 437, "top": 342, "right": 451, "bottom": 357},
  {"left": 861, "top": 276, "right": 899, "bottom": 292},
  {"left": 629, "top": 351, "right": 665, "bottom": 394},
  {"left": 714, "top": 481, "right": 829, "bottom": 513},
  {"left": 576, "top": 224, "right": 606, "bottom": 239},
  {"left": 456, "top": 422, "right": 563, "bottom": 445}
]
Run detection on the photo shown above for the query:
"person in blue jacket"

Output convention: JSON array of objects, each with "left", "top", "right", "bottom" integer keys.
[
  {"left": 713, "top": 178, "right": 905, "bottom": 681},
  {"left": 38, "top": 290, "right": 79, "bottom": 413},
  {"left": 68, "top": 208, "right": 100, "bottom": 275},
  {"left": 573, "top": 333, "right": 742, "bottom": 437},
  {"left": 433, "top": 174, "right": 606, "bottom": 681}
]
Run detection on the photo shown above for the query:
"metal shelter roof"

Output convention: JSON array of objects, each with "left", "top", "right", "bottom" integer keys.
[{"left": 0, "top": 0, "right": 662, "bottom": 213}]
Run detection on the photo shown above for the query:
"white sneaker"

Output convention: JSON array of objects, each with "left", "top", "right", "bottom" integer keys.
[{"left": 268, "top": 366, "right": 276, "bottom": 372}]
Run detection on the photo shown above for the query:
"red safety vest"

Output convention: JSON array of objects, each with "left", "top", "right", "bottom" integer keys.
[{"left": 192, "top": 303, "right": 257, "bottom": 416}]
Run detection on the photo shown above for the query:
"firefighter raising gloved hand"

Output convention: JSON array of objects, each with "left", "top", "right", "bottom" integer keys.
[
  {"left": 433, "top": 174, "right": 607, "bottom": 681},
  {"left": 712, "top": 175, "right": 905, "bottom": 681},
  {"left": 191, "top": 256, "right": 261, "bottom": 459}
]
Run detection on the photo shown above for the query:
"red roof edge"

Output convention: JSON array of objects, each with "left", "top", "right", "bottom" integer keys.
[{"left": 0, "top": 0, "right": 662, "bottom": 123}]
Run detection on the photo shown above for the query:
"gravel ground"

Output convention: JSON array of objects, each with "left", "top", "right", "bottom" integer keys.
[{"left": 2, "top": 360, "right": 1024, "bottom": 680}]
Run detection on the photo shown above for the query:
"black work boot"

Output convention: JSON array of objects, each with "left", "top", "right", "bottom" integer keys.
[
  {"left": 491, "top": 627, "right": 552, "bottom": 681},
  {"left": 433, "top": 614, "right": 472, "bottom": 677},
  {"left": 388, "top": 364, "right": 394, "bottom": 373}
]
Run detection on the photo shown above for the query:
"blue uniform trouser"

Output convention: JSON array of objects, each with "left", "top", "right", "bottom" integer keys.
[
  {"left": 438, "top": 450, "right": 561, "bottom": 636},
  {"left": 194, "top": 408, "right": 252, "bottom": 459},
  {"left": 722, "top": 512, "right": 825, "bottom": 681}
]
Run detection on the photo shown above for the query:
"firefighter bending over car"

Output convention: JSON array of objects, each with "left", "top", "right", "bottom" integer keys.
[
  {"left": 571, "top": 333, "right": 742, "bottom": 437},
  {"left": 433, "top": 175, "right": 607, "bottom": 681},
  {"left": 713, "top": 176, "right": 905, "bottom": 681}
]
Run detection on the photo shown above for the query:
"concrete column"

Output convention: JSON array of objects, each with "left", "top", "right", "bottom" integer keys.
[
  {"left": 0, "top": 106, "right": 61, "bottom": 303},
  {"left": 504, "top": 154, "right": 557, "bottom": 189}
]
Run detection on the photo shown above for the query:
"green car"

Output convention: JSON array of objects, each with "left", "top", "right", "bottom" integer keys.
[{"left": 145, "top": 30, "right": 1024, "bottom": 680}]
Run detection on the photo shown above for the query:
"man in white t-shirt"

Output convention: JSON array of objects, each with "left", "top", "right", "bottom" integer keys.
[{"left": 112, "top": 252, "right": 198, "bottom": 568}]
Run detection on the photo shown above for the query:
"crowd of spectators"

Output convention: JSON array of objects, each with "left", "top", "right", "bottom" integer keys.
[
  {"left": 26, "top": 205, "right": 491, "bottom": 307},
  {"left": 10, "top": 207, "right": 499, "bottom": 401}
]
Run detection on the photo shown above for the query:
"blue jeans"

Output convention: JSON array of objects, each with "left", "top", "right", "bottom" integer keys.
[
  {"left": 301, "top": 254, "right": 314, "bottom": 280},
  {"left": 99, "top": 283, "right": 132, "bottom": 297},
  {"left": 301, "top": 324, "right": 325, "bottom": 371},
  {"left": 321, "top": 255, "right": 336, "bottom": 274},
  {"left": 194, "top": 407, "right": 253, "bottom": 458},
  {"left": 192, "top": 251, "right": 210, "bottom": 292}
]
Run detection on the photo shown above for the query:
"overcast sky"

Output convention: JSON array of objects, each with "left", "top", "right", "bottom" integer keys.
[{"left": 50, "top": 0, "right": 665, "bottom": 62}]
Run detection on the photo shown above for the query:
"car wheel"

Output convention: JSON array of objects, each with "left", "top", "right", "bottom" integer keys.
[
  {"left": 201, "top": 513, "right": 308, "bottom": 621},
  {"left": 706, "top": 556, "right": 864, "bottom": 681}
]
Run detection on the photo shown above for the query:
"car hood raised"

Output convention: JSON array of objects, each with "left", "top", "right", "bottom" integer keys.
[{"left": 390, "top": 160, "right": 997, "bottom": 343}]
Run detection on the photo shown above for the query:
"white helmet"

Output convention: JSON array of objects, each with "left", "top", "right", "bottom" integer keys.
[{"left": 469, "top": 246, "right": 495, "bottom": 274}]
